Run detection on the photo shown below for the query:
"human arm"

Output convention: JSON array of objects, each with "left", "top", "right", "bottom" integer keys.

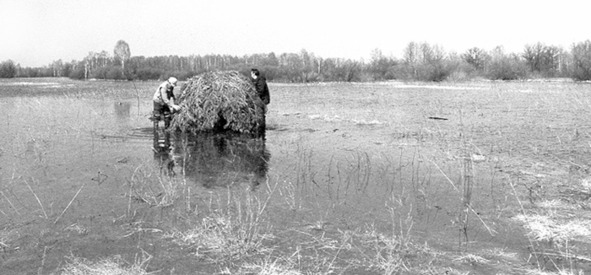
[{"left": 160, "top": 84, "right": 181, "bottom": 111}]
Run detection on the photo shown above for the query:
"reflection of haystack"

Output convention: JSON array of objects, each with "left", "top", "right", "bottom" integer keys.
[
  {"left": 174, "top": 132, "right": 270, "bottom": 189},
  {"left": 170, "top": 71, "right": 265, "bottom": 136}
]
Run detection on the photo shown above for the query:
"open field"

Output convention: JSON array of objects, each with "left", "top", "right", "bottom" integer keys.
[{"left": 0, "top": 78, "right": 590, "bottom": 274}]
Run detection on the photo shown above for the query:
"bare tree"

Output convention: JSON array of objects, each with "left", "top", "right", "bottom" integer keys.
[
  {"left": 462, "top": 47, "right": 489, "bottom": 70},
  {"left": 369, "top": 48, "right": 396, "bottom": 80},
  {"left": 571, "top": 40, "right": 591, "bottom": 80},
  {"left": 486, "top": 46, "right": 527, "bottom": 80},
  {"left": 403, "top": 42, "right": 420, "bottom": 78},
  {"left": 402, "top": 42, "right": 451, "bottom": 81},
  {"left": 523, "top": 42, "right": 564, "bottom": 77}
]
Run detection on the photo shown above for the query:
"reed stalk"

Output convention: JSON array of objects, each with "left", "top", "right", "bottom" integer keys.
[
  {"left": 54, "top": 183, "right": 85, "bottom": 224},
  {"left": 24, "top": 178, "right": 48, "bottom": 219}
]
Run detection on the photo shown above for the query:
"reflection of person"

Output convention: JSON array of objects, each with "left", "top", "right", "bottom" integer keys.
[
  {"left": 153, "top": 77, "right": 181, "bottom": 128},
  {"left": 250, "top": 68, "right": 270, "bottom": 106}
]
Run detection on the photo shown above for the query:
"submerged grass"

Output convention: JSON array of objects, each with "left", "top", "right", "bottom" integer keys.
[
  {"left": 127, "top": 164, "right": 184, "bottom": 208},
  {"left": 164, "top": 181, "right": 277, "bottom": 262},
  {"left": 511, "top": 181, "right": 591, "bottom": 274},
  {"left": 238, "top": 259, "right": 301, "bottom": 275},
  {"left": 0, "top": 228, "right": 19, "bottom": 250}
]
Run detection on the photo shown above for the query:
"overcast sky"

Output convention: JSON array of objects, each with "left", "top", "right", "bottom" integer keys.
[{"left": 1, "top": 0, "right": 589, "bottom": 67}]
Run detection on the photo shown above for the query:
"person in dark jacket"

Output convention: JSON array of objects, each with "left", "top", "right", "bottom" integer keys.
[
  {"left": 251, "top": 68, "right": 270, "bottom": 107},
  {"left": 251, "top": 68, "right": 270, "bottom": 137}
]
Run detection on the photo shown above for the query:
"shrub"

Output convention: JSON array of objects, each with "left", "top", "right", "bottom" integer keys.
[
  {"left": 90, "top": 66, "right": 110, "bottom": 79},
  {"left": 462, "top": 47, "right": 489, "bottom": 71},
  {"left": 167, "top": 70, "right": 197, "bottom": 81},
  {"left": 105, "top": 66, "right": 126, "bottom": 80},
  {"left": 570, "top": 40, "right": 591, "bottom": 81},
  {"left": 68, "top": 67, "right": 86, "bottom": 80},
  {"left": 522, "top": 43, "right": 564, "bottom": 78},
  {"left": 485, "top": 47, "right": 528, "bottom": 80},
  {"left": 401, "top": 42, "right": 455, "bottom": 82},
  {"left": 134, "top": 68, "right": 163, "bottom": 80},
  {"left": 0, "top": 60, "right": 17, "bottom": 78}
]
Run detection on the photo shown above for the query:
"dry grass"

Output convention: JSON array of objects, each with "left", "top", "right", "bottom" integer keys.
[
  {"left": 64, "top": 223, "right": 88, "bottom": 235},
  {"left": 512, "top": 195, "right": 591, "bottom": 274},
  {"left": 536, "top": 200, "right": 579, "bottom": 210},
  {"left": 356, "top": 225, "right": 422, "bottom": 273},
  {"left": 0, "top": 228, "right": 19, "bottom": 250},
  {"left": 523, "top": 269, "right": 584, "bottom": 275},
  {"left": 171, "top": 71, "right": 265, "bottom": 135},
  {"left": 452, "top": 254, "right": 490, "bottom": 265},
  {"left": 127, "top": 164, "right": 183, "bottom": 208},
  {"left": 165, "top": 214, "right": 266, "bottom": 259},
  {"left": 164, "top": 183, "right": 277, "bottom": 261},
  {"left": 239, "top": 259, "right": 302, "bottom": 275},
  {"left": 60, "top": 252, "right": 153, "bottom": 275},
  {"left": 513, "top": 214, "right": 591, "bottom": 244}
]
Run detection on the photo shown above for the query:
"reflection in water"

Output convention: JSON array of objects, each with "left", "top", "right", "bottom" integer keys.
[
  {"left": 114, "top": 102, "right": 132, "bottom": 133},
  {"left": 153, "top": 132, "right": 270, "bottom": 189},
  {"left": 114, "top": 101, "right": 131, "bottom": 119}
]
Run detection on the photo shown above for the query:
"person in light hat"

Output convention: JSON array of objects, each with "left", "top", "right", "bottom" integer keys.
[{"left": 152, "top": 76, "right": 181, "bottom": 128}]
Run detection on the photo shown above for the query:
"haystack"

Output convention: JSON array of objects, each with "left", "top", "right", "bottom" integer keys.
[{"left": 170, "top": 71, "right": 265, "bottom": 136}]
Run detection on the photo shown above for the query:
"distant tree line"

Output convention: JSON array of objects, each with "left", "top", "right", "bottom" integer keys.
[{"left": 4, "top": 40, "right": 591, "bottom": 82}]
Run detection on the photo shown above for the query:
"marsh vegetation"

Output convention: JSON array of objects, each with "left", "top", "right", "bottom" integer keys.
[{"left": 0, "top": 78, "right": 590, "bottom": 274}]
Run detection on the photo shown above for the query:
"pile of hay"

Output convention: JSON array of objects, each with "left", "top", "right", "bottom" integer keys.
[{"left": 170, "top": 71, "right": 265, "bottom": 135}]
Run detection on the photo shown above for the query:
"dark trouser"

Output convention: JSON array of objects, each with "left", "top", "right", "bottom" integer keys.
[
  {"left": 153, "top": 102, "right": 172, "bottom": 148},
  {"left": 153, "top": 102, "right": 172, "bottom": 128},
  {"left": 258, "top": 101, "right": 267, "bottom": 138}
]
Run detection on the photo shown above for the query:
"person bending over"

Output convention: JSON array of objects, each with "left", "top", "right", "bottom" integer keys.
[{"left": 153, "top": 77, "right": 181, "bottom": 128}]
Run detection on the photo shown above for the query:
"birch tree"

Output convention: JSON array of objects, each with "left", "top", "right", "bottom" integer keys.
[{"left": 114, "top": 40, "right": 131, "bottom": 70}]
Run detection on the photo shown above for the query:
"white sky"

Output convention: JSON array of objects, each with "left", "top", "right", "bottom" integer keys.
[{"left": 1, "top": 0, "right": 589, "bottom": 67}]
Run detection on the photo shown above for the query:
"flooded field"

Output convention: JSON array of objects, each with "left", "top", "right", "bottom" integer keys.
[{"left": 1, "top": 78, "right": 590, "bottom": 274}]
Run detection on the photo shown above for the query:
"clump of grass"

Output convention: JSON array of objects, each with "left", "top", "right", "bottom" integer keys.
[
  {"left": 581, "top": 177, "right": 591, "bottom": 190},
  {"left": 481, "top": 248, "right": 520, "bottom": 262},
  {"left": 170, "top": 71, "right": 265, "bottom": 135},
  {"left": 452, "top": 254, "right": 490, "bottom": 265},
  {"left": 166, "top": 212, "right": 272, "bottom": 261},
  {"left": 239, "top": 259, "right": 301, "bottom": 275},
  {"left": 523, "top": 269, "right": 582, "bottom": 275},
  {"left": 128, "top": 164, "right": 183, "bottom": 208},
  {"left": 165, "top": 184, "right": 276, "bottom": 261},
  {"left": 357, "top": 226, "right": 418, "bottom": 273},
  {"left": 0, "top": 228, "right": 19, "bottom": 250},
  {"left": 60, "top": 252, "right": 153, "bottom": 275},
  {"left": 536, "top": 200, "right": 578, "bottom": 210},
  {"left": 513, "top": 214, "right": 591, "bottom": 244},
  {"left": 64, "top": 223, "right": 88, "bottom": 235},
  {"left": 511, "top": 180, "right": 591, "bottom": 273}
]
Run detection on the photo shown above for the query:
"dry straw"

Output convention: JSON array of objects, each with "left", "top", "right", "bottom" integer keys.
[{"left": 170, "top": 71, "right": 265, "bottom": 135}]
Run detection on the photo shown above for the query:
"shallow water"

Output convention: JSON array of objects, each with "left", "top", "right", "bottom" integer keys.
[{"left": 1, "top": 78, "right": 590, "bottom": 274}]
